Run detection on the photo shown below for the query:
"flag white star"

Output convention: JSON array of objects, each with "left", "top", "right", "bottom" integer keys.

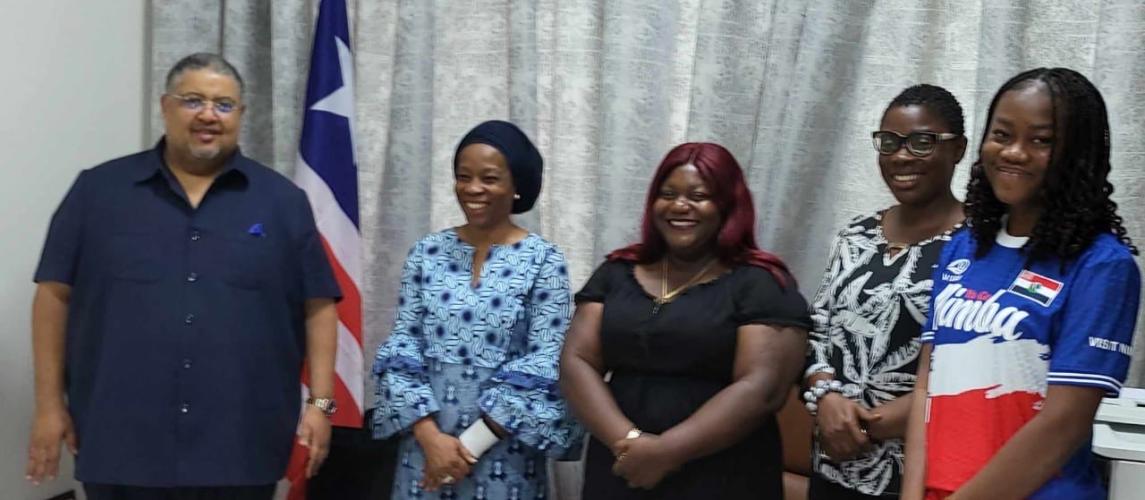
[{"left": 309, "top": 36, "right": 356, "bottom": 163}]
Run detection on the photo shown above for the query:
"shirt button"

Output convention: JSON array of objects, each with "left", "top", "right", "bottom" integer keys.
[
  {"left": 190, "top": 231, "right": 201, "bottom": 241},
  {"left": 187, "top": 272, "right": 199, "bottom": 282},
  {"left": 182, "top": 359, "right": 192, "bottom": 369},
  {"left": 180, "top": 403, "right": 191, "bottom": 414},
  {"left": 184, "top": 313, "right": 195, "bottom": 325}
]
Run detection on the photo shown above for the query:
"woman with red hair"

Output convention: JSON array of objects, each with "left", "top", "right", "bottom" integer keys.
[{"left": 560, "top": 143, "right": 811, "bottom": 498}]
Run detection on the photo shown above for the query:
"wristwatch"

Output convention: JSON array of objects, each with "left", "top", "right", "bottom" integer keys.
[{"left": 306, "top": 397, "right": 337, "bottom": 417}]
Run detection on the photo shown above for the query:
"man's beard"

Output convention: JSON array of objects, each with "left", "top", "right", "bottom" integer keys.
[{"left": 189, "top": 143, "right": 221, "bottom": 160}]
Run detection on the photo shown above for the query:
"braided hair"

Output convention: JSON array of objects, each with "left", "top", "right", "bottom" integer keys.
[
  {"left": 965, "top": 67, "right": 1137, "bottom": 261},
  {"left": 885, "top": 83, "right": 965, "bottom": 135}
]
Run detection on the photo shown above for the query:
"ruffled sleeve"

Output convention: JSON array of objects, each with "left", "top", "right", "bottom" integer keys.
[
  {"left": 371, "top": 241, "right": 441, "bottom": 438},
  {"left": 478, "top": 245, "right": 582, "bottom": 457}
]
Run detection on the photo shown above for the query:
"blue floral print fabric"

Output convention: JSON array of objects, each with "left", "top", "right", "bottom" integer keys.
[{"left": 373, "top": 228, "right": 580, "bottom": 499}]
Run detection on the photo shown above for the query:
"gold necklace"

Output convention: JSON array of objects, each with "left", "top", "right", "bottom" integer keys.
[
  {"left": 880, "top": 210, "right": 907, "bottom": 257},
  {"left": 885, "top": 241, "right": 909, "bottom": 257},
  {"left": 652, "top": 258, "right": 718, "bottom": 314}
]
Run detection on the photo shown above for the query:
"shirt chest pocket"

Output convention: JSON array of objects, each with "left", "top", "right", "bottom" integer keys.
[
  {"left": 106, "top": 232, "right": 162, "bottom": 282},
  {"left": 217, "top": 235, "right": 275, "bottom": 289}
]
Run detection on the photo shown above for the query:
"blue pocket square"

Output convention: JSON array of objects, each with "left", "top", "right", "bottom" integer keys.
[{"left": 248, "top": 223, "right": 265, "bottom": 237}]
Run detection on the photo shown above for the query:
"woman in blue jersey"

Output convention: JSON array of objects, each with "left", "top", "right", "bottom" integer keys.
[
  {"left": 902, "top": 68, "right": 1141, "bottom": 500},
  {"left": 371, "top": 120, "right": 580, "bottom": 499}
]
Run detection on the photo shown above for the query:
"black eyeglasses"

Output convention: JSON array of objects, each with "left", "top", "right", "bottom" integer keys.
[{"left": 872, "top": 130, "right": 959, "bottom": 157}]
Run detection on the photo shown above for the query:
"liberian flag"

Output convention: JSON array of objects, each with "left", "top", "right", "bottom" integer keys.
[
  {"left": 1008, "top": 270, "right": 1063, "bottom": 306},
  {"left": 280, "top": 0, "right": 363, "bottom": 498}
]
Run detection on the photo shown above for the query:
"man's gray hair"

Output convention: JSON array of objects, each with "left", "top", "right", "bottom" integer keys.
[{"left": 165, "top": 53, "right": 245, "bottom": 95}]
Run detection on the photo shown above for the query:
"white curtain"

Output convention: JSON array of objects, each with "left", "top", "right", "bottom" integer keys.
[{"left": 150, "top": 0, "right": 1145, "bottom": 463}]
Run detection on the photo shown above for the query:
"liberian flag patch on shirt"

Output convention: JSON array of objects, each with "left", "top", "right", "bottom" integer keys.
[{"left": 1008, "top": 270, "right": 1063, "bottom": 306}]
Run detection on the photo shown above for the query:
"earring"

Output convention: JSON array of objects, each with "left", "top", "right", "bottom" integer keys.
[{"left": 513, "top": 194, "right": 521, "bottom": 200}]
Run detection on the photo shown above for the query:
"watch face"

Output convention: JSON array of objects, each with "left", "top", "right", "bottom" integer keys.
[{"left": 309, "top": 398, "right": 337, "bottom": 416}]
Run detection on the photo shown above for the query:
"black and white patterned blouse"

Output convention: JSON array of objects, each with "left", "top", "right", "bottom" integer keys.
[{"left": 806, "top": 212, "right": 960, "bottom": 497}]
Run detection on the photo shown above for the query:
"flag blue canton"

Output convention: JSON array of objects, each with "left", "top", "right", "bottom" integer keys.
[{"left": 298, "top": 0, "right": 358, "bottom": 227}]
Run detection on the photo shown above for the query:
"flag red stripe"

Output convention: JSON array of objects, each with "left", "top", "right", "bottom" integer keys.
[
  {"left": 284, "top": 441, "right": 309, "bottom": 500},
  {"left": 319, "top": 235, "right": 363, "bottom": 343},
  {"left": 1026, "top": 273, "right": 1061, "bottom": 291}
]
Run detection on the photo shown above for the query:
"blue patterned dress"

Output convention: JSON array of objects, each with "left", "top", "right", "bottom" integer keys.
[{"left": 373, "top": 229, "right": 580, "bottom": 500}]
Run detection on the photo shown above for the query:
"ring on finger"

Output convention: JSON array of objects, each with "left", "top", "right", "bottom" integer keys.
[{"left": 440, "top": 474, "right": 455, "bottom": 485}]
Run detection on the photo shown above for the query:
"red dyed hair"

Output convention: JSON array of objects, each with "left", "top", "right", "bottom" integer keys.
[{"left": 607, "top": 142, "right": 792, "bottom": 286}]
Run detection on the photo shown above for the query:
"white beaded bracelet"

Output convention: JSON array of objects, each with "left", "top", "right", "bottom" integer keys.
[
  {"left": 802, "top": 379, "right": 844, "bottom": 416},
  {"left": 803, "top": 363, "right": 836, "bottom": 380}
]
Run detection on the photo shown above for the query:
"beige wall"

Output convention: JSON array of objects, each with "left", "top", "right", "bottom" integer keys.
[{"left": 0, "top": 1, "right": 146, "bottom": 498}]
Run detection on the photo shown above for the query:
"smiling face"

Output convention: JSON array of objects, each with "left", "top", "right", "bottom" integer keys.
[
  {"left": 877, "top": 104, "right": 965, "bottom": 206},
  {"left": 160, "top": 69, "right": 243, "bottom": 168},
  {"left": 454, "top": 143, "right": 516, "bottom": 229},
  {"left": 651, "top": 164, "right": 722, "bottom": 258},
  {"left": 981, "top": 83, "right": 1055, "bottom": 213}
]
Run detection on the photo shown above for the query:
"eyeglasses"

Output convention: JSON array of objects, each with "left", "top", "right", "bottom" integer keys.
[
  {"left": 872, "top": 130, "right": 959, "bottom": 157},
  {"left": 166, "top": 93, "right": 241, "bottom": 115}
]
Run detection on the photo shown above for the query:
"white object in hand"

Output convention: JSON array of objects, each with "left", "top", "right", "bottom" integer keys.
[{"left": 459, "top": 419, "right": 501, "bottom": 459}]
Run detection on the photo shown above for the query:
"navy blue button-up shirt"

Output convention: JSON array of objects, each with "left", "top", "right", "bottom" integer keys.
[{"left": 34, "top": 139, "right": 341, "bottom": 487}]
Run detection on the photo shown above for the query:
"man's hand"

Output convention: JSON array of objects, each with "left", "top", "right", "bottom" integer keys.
[
  {"left": 26, "top": 407, "right": 77, "bottom": 484},
  {"left": 297, "top": 405, "right": 331, "bottom": 478}
]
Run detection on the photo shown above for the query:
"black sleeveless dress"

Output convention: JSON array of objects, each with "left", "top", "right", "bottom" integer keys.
[{"left": 575, "top": 260, "right": 812, "bottom": 499}]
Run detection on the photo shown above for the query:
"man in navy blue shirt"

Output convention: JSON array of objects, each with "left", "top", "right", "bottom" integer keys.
[{"left": 25, "top": 53, "right": 342, "bottom": 500}]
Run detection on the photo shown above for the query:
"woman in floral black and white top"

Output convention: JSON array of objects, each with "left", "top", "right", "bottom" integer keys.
[{"left": 804, "top": 85, "right": 967, "bottom": 499}]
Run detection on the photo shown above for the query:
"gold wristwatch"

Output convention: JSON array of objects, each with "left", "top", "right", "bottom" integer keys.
[{"left": 306, "top": 397, "right": 337, "bottom": 417}]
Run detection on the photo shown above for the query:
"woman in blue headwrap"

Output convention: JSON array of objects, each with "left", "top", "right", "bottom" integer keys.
[{"left": 372, "top": 120, "right": 581, "bottom": 499}]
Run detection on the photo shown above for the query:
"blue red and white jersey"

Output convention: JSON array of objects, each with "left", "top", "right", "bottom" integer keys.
[{"left": 921, "top": 227, "right": 1140, "bottom": 499}]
